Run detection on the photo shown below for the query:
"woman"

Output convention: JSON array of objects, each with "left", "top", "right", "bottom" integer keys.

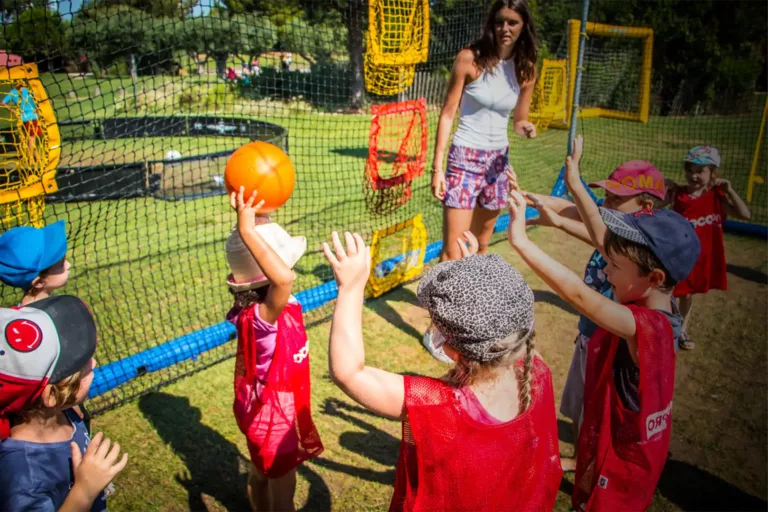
[
  {"left": 432, "top": 0, "right": 538, "bottom": 262},
  {"left": 424, "top": 0, "right": 538, "bottom": 362}
]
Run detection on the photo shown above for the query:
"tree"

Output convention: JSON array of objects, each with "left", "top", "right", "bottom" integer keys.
[
  {"left": 185, "top": 13, "right": 277, "bottom": 78},
  {"left": 3, "top": 6, "right": 68, "bottom": 68},
  {"left": 92, "top": 0, "right": 200, "bottom": 19},
  {"left": 279, "top": 17, "right": 346, "bottom": 64}
]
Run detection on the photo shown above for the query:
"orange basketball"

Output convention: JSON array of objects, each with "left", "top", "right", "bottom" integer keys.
[{"left": 224, "top": 141, "right": 295, "bottom": 213}]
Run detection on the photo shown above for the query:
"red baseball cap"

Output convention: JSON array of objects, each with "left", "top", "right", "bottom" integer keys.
[
  {"left": 0, "top": 296, "right": 97, "bottom": 439},
  {"left": 589, "top": 160, "right": 666, "bottom": 200}
]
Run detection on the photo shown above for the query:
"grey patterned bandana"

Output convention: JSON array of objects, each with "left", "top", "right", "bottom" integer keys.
[{"left": 417, "top": 254, "right": 535, "bottom": 363}]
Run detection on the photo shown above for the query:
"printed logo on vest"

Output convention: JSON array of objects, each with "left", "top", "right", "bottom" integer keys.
[
  {"left": 646, "top": 401, "right": 673, "bottom": 439},
  {"left": 597, "top": 475, "right": 609, "bottom": 489},
  {"left": 293, "top": 340, "right": 309, "bottom": 364},
  {"left": 689, "top": 213, "right": 722, "bottom": 228}
]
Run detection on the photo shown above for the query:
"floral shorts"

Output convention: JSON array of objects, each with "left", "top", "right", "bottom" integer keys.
[{"left": 444, "top": 144, "right": 511, "bottom": 210}]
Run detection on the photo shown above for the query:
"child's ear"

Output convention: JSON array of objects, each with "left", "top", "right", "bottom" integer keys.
[
  {"left": 28, "top": 276, "right": 44, "bottom": 291},
  {"left": 649, "top": 268, "right": 667, "bottom": 288},
  {"left": 41, "top": 385, "right": 57, "bottom": 409}
]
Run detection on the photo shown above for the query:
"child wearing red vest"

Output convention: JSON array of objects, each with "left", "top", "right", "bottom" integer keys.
[
  {"left": 507, "top": 147, "right": 701, "bottom": 510},
  {"left": 665, "top": 146, "right": 751, "bottom": 349},
  {"left": 323, "top": 231, "right": 562, "bottom": 512},
  {"left": 226, "top": 187, "right": 323, "bottom": 511}
]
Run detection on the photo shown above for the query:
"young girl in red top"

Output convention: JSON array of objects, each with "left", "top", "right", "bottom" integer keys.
[
  {"left": 665, "top": 146, "right": 751, "bottom": 349},
  {"left": 323, "top": 231, "right": 562, "bottom": 511},
  {"left": 226, "top": 187, "right": 323, "bottom": 511}
]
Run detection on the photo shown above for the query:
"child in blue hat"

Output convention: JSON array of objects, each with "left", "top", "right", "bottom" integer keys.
[{"left": 0, "top": 221, "right": 70, "bottom": 306}]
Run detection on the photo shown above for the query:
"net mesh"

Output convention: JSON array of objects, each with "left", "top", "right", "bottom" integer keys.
[{"left": 0, "top": 1, "right": 763, "bottom": 413}]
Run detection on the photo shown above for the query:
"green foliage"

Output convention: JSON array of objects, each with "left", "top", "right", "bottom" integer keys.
[
  {"left": 237, "top": 63, "right": 352, "bottom": 109},
  {"left": 279, "top": 18, "right": 347, "bottom": 64},
  {"left": 3, "top": 6, "right": 68, "bottom": 65},
  {"left": 93, "top": 0, "right": 199, "bottom": 19}
]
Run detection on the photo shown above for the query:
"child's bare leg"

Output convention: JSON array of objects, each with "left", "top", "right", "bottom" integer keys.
[
  {"left": 269, "top": 468, "right": 297, "bottom": 512},
  {"left": 678, "top": 294, "right": 694, "bottom": 348},
  {"left": 247, "top": 465, "right": 272, "bottom": 512}
]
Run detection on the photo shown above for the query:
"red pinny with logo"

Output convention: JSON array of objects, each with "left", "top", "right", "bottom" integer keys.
[
  {"left": 573, "top": 306, "right": 675, "bottom": 511},
  {"left": 233, "top": 302, "right": 323, "bottom": 477},
  {"left": 390, "top": 357, "right": 562, "bottom": 512},
  {"left": 672, "top": 187, "right": 728, "bottom": 295}
]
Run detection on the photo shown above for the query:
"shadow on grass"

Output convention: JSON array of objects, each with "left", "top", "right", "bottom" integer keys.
[
  {"left": 138, "top": 392, "right": 252, "bottom": 511},
  {"left": 365, "top": 286, "right": 423, "bottom": 342},
  {"left": 312, "top": 398, "right": 398, "bottom": 486},
  {"left": 727, "top": 263, "right": 768, "bottom": 285},
  {"left": 657, "top": 459, "right": 767, "bottom": 511},
  {"left": 534, "top": 289, "right": 580, "bottom": 316}
]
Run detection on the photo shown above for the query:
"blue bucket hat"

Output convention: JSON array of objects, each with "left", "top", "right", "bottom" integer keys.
[
  {"left": 684, "top": 146, "right": 721, "bottom": 168},
  {"left": 601, "top": 208, "right": 701, "bottom": 284},
  {"left": 0, "top": 221, "right": 68, "bottom": 289}
]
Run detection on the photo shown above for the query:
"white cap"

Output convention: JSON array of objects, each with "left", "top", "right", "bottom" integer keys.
[{"left": 225, "top": 222, "right": 306, "bottom": 292}]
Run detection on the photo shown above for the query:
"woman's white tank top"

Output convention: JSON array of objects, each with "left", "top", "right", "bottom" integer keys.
[{"left": 452, "top": 58, "right": 520, "bottom": 151}]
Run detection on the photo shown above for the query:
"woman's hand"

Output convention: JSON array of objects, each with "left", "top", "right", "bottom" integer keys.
[
  {"left": 515, "top": 120, "right": 537, "bottom": 139},
  {"left": 432, "top": 167, "right": 447, "bottom": 200},
  {"left": 230, "top": 186, "right": 265, "bottom": 234},
  {"left": 323, "top": 231, "right": 371, "bottom": 294}
]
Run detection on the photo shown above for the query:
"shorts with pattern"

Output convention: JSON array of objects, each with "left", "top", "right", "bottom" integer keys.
[{"left": 444, "top": 143, "right": 510, "bottom": 210}]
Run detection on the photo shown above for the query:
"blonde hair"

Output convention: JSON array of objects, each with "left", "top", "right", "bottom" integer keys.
[
  {"left": 20, "top": 370, "right": 83, "bottom": 420},
  {"left": 446, "top": 330, "right": 536, "bottom": 414}
]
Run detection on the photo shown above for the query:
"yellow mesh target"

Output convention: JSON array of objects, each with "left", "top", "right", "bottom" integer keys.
[
  {"left": 366, "top": 214, "right": 427, "bottom": 298},
  {"left": 0, "top": 63, "right": 59, "bottom": 229},
  {"left": 529, "top": 59, "right": 567, "bottom": 132},
  {"left": 368, "top": 0, "right": 429, "bottom": 66},
  {"left": 365, "top": 0, "right": 429, "bottom": 95}
]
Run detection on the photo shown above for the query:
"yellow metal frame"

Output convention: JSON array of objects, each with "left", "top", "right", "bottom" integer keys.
[
  {"left": 746, "top": 96, "right": 768, "bottom": 202},
  {"left": 0, "top": 63, "right": 60, "bottom": 207},
  {"left": 366, "top": 213, "right": 427, "bottom": 298},
  {"left": 367, "top": 0, "right": 429, "bottom": 66},
  {"left": 558, "top": 20, "right": 653, "bottom": 127},
  {"left": 529, "top": 59, "right": 567, "bottom": 132}
]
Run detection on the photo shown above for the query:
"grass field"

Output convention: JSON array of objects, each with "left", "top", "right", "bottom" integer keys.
[{"left": 91, "top": 228, "right": 768, "bottom": 511}]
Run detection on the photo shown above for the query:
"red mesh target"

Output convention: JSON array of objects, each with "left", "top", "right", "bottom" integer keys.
[{"left": 364, "top": 98, "right": 427, "bottom": 215}]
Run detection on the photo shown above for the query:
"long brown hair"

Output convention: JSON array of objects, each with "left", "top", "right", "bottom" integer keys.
[
  {"left": 446, "top": 330, "right": 536, "bottom": 415},
  {"left": 468, "top": 0, "right": 538, "bottom": 84}
]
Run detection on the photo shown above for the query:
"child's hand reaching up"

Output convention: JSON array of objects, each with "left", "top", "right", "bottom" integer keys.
[
  {"left": 564, "top": 135, "right": 584, "bottom": 188},
  {"left": 230, "top": 186, "right": 266, "bottom": 233},
  {"left": 323, "top": 232, "right": 371, "bottom": 293},
  {"left": 507, "top": 190, "right": 531, "bottom": 250}
]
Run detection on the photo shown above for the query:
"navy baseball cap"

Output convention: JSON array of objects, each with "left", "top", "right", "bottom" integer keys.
[
  {"left": 601, "top": 208, "right": 701, "bottom": 284},
  {"left": 0, "top": 221, "right": 68, "bottom": 290}
]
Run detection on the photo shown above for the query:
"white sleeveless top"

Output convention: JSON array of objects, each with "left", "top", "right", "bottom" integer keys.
[{"left": 452, "top": 58, "right": 520, "bottom": 151}]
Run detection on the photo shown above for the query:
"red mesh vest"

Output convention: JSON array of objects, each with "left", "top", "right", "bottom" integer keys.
[
  {"left": 390, "top": 357, "right": 562, "bottom": 512},
  {"left": 573, "top": 305, "right": 675, "bottom": 511},
  {"left": 673, "top": 186, "right": 728, "bottom": 295},
  {"left": 233, "top": 302, "right": 323, "bottom": 477}
]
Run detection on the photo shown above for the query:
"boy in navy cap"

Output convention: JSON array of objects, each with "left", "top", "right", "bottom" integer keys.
[
  {"left": 0, "top": 220, "right": 69, "bottom": 306},
  {"left": 507, "top": 150, "right": 700, "bottom": 510},
  {"left": 0, "top": 296, "right": 127, "bottom": 511}
]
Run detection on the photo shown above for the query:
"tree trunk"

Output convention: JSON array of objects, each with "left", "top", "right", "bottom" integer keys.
[
  {"left": 346, "top": 0, "right": 365, "bottom": 110},
  {"left": 129, "top": 53, "right": 138, "bottom": 82},
  {"left": 215, "top": 54, "right": 228, "bottom": 79}
]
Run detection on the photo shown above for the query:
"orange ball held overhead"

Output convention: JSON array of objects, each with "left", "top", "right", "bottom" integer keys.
[{"left": 224, "top": 141, "right": 296, "bottom": 213}]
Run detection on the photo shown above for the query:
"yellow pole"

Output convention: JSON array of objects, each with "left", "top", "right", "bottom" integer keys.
[
  {"left": 638, "top": 31, "right": 653, "bottom": 123},
  {"left": 747, "top": 96, "right": 768, "bottom": 202}
]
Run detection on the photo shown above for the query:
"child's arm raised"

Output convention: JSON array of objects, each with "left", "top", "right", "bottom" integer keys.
[
  {"left": 714, "top": 178, "right": 752, "bottom": 220},
  {"left": 231, "top": 187, "right": 295, "bottom": 325},
  {"left": 324, "top": 232, "right": 405, "bottom": 420},
  {"left": 564, "top": 136, "right": 609, "bottom": 256},
  {"left": 529, "top": 199, "right": 594, "bottom": 246},
  {"left": 508, "top": 191, "right": 639, "bottom": 357}
]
